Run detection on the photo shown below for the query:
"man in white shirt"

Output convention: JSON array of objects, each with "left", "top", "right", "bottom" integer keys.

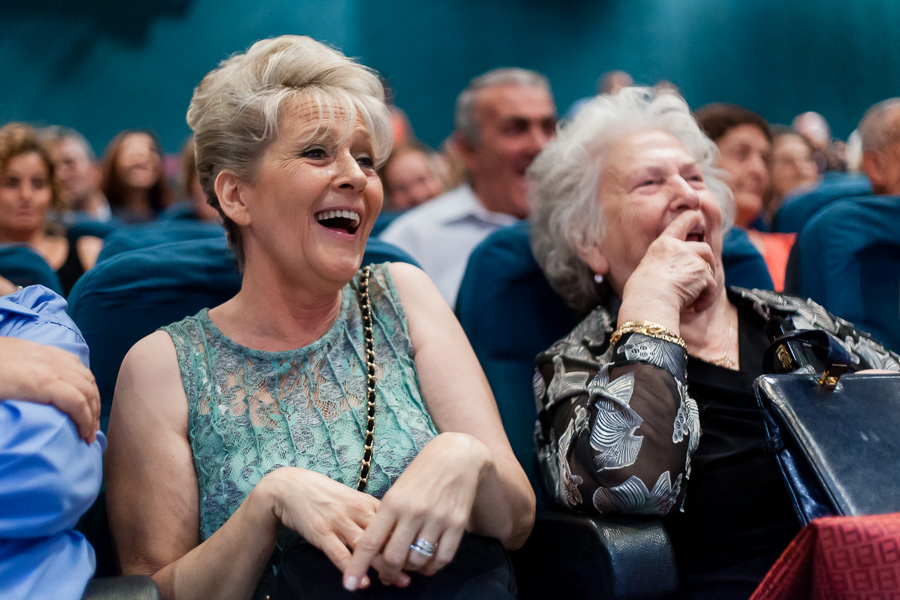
[{"left": 380, "top": 68, "right": 556, "bottom": 307}]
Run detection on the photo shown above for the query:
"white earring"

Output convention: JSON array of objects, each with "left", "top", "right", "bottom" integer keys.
[{"left": 593, "top": 273, "right": 604, "bottom": 284}]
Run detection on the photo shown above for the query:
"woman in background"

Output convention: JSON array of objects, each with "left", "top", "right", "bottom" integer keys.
[
  {"left": 380, "top": 144, "right": 446, "bottom": 211},
  {"left": 0, "top": 123, "right": 102, "bottom": 294},
  {"left": 101, "top": 129, "right": 173, "bottom": 223},
  {"left": 694, "top": 103, "right": 795, "bottom": 290},
  {"left": 763, "top": 126, "right": 819, "bottom": 225}
]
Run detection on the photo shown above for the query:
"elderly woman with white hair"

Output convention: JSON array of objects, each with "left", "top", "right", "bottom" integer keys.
[
  {"left": 106, "top": 36, "right": 533, "bottom": 600},
  {"left": 528, "top": 88, "right": 900, "bottom": 599}
]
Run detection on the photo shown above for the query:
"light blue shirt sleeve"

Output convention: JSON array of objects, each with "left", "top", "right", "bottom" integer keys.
[{"left": 0, "top": 285, "right": 106, "bottom": 600}]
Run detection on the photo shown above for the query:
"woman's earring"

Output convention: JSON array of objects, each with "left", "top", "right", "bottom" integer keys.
[{"left": 593, "top": 273, "right": 605, "bottom": 285}]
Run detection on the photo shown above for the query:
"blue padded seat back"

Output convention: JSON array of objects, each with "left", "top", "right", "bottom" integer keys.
[
  {"left": 789, "top": 195, "right": 900, "bottom": 352},
  {"left": 158, "top": 201, "right": 200, "bottom": 221},
  {"left": 68, "top": 235, "right": 418, "bottom": 433},
  {"left": 66, "top": 218, "right": 121, "bottom": 241},
  {"left": 371, "top": 210, "right": 403, "bottom": 237},
  {"left": 96, "top": 220, "right": 226, "bottom": 264},
  {"left": 0, "top": 244, "right": 63, "bottom": 294},
  {"left": 456, "top": 222, "right": 773, "bottom": 506},
  {"left": 773, "top": 173, "right": 872, "bottom": 234}
]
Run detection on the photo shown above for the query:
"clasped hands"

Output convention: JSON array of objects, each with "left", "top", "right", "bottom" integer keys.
[{"left": 267, "top": 432, "right": 488, "bottom": 592}]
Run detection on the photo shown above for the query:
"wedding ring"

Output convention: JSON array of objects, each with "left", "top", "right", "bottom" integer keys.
[
  {"left": 705, "top": 262, "right": 713, "bottom": 275},
  {"left": 409, "top": 537, "right": 437, "bottom": 558}
]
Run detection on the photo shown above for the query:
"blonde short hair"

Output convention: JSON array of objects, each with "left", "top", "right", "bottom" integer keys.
[{"left": 187, "top": 35, "right": 392, "bottom": 266}]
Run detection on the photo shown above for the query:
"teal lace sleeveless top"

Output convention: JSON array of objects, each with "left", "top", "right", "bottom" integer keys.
[{"left": 162, "top": 264, "right": 439, "bottom": 543}]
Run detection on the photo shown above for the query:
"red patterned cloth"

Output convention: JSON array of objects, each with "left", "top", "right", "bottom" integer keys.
[{"left": 751, "top": 513, "right": 900, "bottom": 599}]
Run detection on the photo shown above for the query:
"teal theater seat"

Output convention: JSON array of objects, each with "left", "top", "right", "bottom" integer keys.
[
  {"left": 0, "top": 244, "right": 63, "bottom": 294},
  {"left": 96, "top": 220, "right": 226, "bottom": 263},
  {"left": 773, "top": 173, "right": 872, "bottom": 234},
  {"left": 785, "top": 195, "right": 900, "bottom": 352}
]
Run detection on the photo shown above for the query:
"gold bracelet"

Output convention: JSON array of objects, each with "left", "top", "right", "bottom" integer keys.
[{"left": 610, "top": 320, "right": 687, "bottom": 354}]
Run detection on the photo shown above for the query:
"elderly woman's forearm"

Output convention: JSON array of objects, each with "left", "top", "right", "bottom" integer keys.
[{"left": 537, "top": 339, "right": 697, "bottom": 516}]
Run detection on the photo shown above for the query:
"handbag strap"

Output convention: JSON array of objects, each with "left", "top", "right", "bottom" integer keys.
[
  {"left": 356, "top": 265, "right": 376, "bottom": 492},
  {"left": 763, "top": 329, "right": 851, "bottom": 388}
]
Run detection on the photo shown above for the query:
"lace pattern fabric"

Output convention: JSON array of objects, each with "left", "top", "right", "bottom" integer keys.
[{"left": 163, "top": 263, "right": 438, "bottom": 542}]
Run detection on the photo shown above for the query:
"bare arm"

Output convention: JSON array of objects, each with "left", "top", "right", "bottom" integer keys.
[
  {"left": 107, "top": 331, "right": 278, "bottom": 600},
  {"left": 342, "top": 264, "right": 534, "bottom": 589},
  {"left": 391, "top": 263, "right": 534, "bottom": 545}
]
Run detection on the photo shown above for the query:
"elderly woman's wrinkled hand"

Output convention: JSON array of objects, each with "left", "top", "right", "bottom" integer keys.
[
  {"left": 341, "top": 432, "right": 490, "bottom": 591},
  {"left": 621, "top": 210, "right": 719, "bottom": 331},
  {"left": 0, "top": 336, "right": 100, "bottom": 442}
]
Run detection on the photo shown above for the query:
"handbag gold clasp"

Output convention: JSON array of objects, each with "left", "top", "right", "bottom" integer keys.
[
  {"left": 818, "top": 363, "right": 848, "bottom": 389},
  {"left": 776, "top": 344, "right": 794, "bottom": 370}
]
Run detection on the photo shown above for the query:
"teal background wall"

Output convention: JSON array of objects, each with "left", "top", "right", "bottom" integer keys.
[{"left": 2, "top": 0, "right": 898, "bottom": 155}]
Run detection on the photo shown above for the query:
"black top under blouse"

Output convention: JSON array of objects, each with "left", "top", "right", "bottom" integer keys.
[{"left": 666, "top": 307, "right": 799, "bottom": 599}]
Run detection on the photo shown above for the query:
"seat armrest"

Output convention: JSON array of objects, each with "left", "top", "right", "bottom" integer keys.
[
  {"left": 513, "top": 509, "right": 679, "bottom": 599},
  {"left": 82, "top": 576, "right": 160, "bottom": 600}
]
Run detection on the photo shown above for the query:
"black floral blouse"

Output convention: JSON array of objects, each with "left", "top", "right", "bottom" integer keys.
[{"left": 534, "top": 287, "right": 900, "bottom": 516}]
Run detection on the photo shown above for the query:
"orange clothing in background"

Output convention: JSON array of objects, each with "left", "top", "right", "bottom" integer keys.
[{"left": 747, "top": 229, "right": 796, "bottom": 292}]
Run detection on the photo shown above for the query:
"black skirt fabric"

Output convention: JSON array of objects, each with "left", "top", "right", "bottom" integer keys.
[
  {"left": 665, "top": 307, "right": 800, "bottom": 599},
  {"left": 272, "top": 533, "right": 516, "bottom": 600}
]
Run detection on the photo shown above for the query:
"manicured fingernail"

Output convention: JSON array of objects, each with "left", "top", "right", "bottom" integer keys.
[
  {"left": 398, "top": 574, "right": 411, "bottom": 587},
  {"left": 360, "top": 575, "right": 370, "bottom": 588},
  {"left": 343, "top": 576, "right": 358, "bottom": 591}
]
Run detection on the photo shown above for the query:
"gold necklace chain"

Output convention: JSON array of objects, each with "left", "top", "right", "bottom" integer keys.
[{"left": 694, "top": 307, "right": 737, "bottom": 369}]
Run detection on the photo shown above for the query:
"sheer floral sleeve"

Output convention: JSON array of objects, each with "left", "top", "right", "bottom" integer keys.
[{"left": 534, "top": 307, "right": 700, "bottom": 515}]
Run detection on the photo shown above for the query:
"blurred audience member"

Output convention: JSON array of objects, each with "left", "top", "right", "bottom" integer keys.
[
  {"left": 380, "top": 144, "right": 445, "bottom": 211},
  {"left": 436, "top": 135, "right": 467, "bottom": 191},
  {"left": 655, "top": 79, "right": 681, "bottom": 94},
  {"left": 43, "top": 127, "right": 112, "bottom": 223},
  {"left": 764, "top": 126, "right": 820, "bottom": 225},
  {"left": 792, "top": 111, "right": 845, "bottom": 172},
  {"left": 845, "top": 129, "right": 863, "bottom": 174},
  {"left": 167, "top": 136, "right": 220, "bottom": 222},
  {"left": 599, "top": 69, "right": 634, "bottom": 95},
  {"left": 381, "top": 68, "right": 556, "bottom": 306},
  {"left": 381, "top": 76, "right": 415, "bottom": 146},
  {"left": 0, "top": 123, "right": 102, "bottom": 295},
  {"left": 566, "top": 69, "right": 634, "bottom": 120},
  {"left": 859, "top": 98, "right": 900, "bottom": 196},
  {"left": 696, "top": 104, "right": 795, "bottom": 290},
  {"left": 101, "top": 129, "right": 172, "bottom": 224}
]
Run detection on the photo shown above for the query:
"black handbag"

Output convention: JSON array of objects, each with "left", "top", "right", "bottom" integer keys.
[
  {"left": 755, "top": 329, "right": 900, "bottom": 526},
  {"left": 271, "top": 533, "right": 516, "bottom": 600}
]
